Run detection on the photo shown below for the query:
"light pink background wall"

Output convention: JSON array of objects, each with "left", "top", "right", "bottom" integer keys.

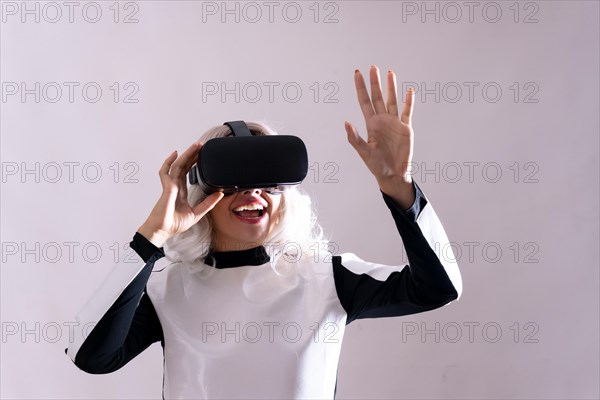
[{"left": 1, "top": 1, "right": 598, "bottom": 398}]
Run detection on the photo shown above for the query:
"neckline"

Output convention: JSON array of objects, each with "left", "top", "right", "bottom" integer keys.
[{"left": 203, "top": 246, "right": 271, "bottom": 268}]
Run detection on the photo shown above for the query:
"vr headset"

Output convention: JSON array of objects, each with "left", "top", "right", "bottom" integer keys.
[{"left": 188, "top": 121, "right": 308, "bottom": 195}]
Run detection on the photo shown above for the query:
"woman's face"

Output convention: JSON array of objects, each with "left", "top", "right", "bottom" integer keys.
[{"left": 209, "top": 188, "right": 283, "bottom": 252}]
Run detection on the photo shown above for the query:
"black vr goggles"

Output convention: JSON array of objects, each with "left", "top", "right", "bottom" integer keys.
[{"left": 188, "top": 121, "right": 308, "bottom": 195}]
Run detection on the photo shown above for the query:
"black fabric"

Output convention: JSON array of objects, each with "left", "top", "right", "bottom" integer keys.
[
  {"left": 204, "top": 245, "right": 271, "bottom": 268},
  {"left": 130, "top": 232, "right": 165, "bottom": 262},
  {"left": 130, "top": 231, "right": 271, "bottom": 268},
  {"left": 334, "top": 183, "right": 458, "bottom": 324},
  {"left": 387, "top": 180, "right": 428, "bottom": 223},
  {"left": 73, "top": 247, "right": 165, "bottom": 373}
]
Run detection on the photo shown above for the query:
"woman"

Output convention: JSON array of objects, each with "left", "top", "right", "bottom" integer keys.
[{"left": 66, "top": 65, "right": 462, "bottom": 399}]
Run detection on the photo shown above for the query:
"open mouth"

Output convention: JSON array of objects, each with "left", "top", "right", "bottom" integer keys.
[{"left": 232, "top": 204, "right": 266, "bottom": 221}]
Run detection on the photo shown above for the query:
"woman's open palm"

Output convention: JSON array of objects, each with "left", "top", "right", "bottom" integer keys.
[{"left": 345, "top": 65, "right": 415, "bottom": 187}]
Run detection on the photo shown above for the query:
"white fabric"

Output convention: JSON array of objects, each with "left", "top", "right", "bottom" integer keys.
[
  {"left": 146, "top": 256, "right": 347, "bottom": 399},
  {"left": 416, "top": 201, "right": 463, "bottom": 298}
]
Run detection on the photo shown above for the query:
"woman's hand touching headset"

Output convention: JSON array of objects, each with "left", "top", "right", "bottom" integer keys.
[{"left": 138, "top": 142, "right": 224, "bottom": 248}]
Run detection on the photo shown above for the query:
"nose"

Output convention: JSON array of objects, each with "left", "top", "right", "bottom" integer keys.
[{"left": 242, "top": 188, "right": 262, "bottom": 195}]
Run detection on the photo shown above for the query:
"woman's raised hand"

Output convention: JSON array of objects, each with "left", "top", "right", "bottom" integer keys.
[
  {"left": 344, "top": 65, "right": 416, "bottom": 209},
  {"left": 138, "top": 142, "right": 224, "bottom": 248}
]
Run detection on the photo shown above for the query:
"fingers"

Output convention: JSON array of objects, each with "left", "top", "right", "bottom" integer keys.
[
  {"left": 344, "top": 121, "right": 368, "bottom": 160},
  {"left": 354, "top": 69, "right": 375, "bottom": 120},
  {"left": 355, "top": 66, "right": 401, "bottom": 119},
  {"left": 169, "top": 142, "right": 201, "bottom": 180},
  {"left": 369, "top": 65, "right": 387, "bottom": 114},
  {"left": 386, "top": 70, "right": 399, "bottom": 117},
  {"left": 158, "top": 142, "right": 203, "bottom": 200},
  {"left": 159, "top": 150, "right": 179, "bottom": 187},
  {"left": 192, "top": 192, "right": 224, "bottom": 221},
  {"left": 401, "top": 87, "right": 415, "bottom": 125}
]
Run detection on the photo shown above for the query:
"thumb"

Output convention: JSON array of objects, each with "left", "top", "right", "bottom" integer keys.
[
  {"left": 192, "top": 192, "right": 224, "bottom": 222},
  {"left": 344, "top": 121, "right": 368, "bottom": 160}
]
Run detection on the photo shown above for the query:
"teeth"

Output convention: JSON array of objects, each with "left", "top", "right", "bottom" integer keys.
[{"left": 233, "top": 204, "right": 265, "bottom": 212}]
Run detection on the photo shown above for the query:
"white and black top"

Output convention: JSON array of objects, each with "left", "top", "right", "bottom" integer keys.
[{"left": 65, "top": 181, "right": 463, "bottom": 399}]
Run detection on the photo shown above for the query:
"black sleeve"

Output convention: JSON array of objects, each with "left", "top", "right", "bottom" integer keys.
[
  {"left": 70, "top": 233, "right": 166, "bottom": 374},
  {"left": 333, "top": 181, "right": 459, "bottom": 324}
]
